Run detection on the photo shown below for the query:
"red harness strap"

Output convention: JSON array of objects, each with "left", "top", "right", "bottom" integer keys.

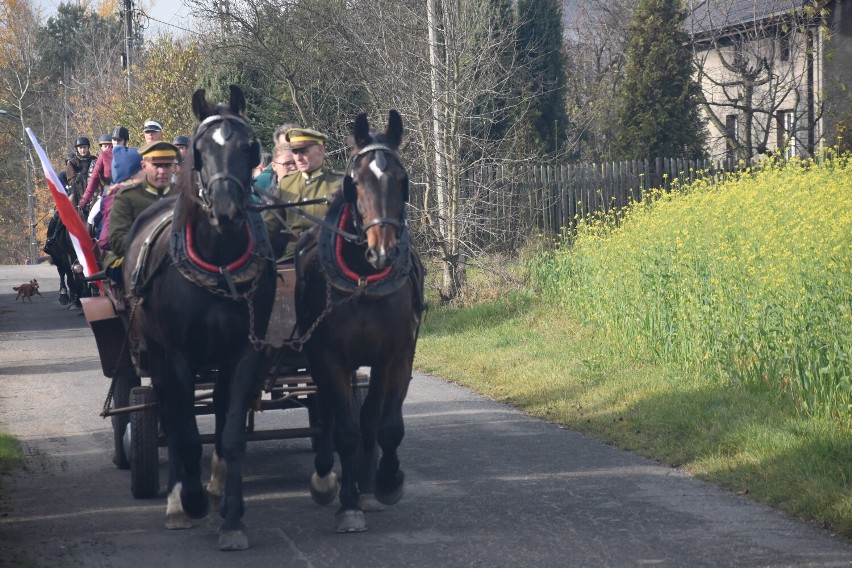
[
  {"left": 185, "top": 221, "right": 255, "bottom": 274},
  {"left": 335, "top": 203, "right": 392, "bottom": 283}
]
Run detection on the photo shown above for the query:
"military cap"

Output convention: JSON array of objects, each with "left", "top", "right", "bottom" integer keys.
[
  {"left": 172, "top": 135, "right": 190, "bottom": 147},
  {"left": 142, "top": 119, "right": 163, "bottom": 133},
  {"left": 285, "top": 127, "right": 327, "bottom": 149},
  {"left": 111, "top": 126, "right": 130, "bottom": 142},
  {"left": 139, "top": 141, "right": 179, "bottom": 163}
]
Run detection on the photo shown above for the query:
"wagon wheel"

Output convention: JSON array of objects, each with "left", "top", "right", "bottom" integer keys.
[
  {"left": 129, "top": 386, "right": 160, "bottom": 499},
  {"left": 111, "top": 371, "right": 141, "bottom": 469}
]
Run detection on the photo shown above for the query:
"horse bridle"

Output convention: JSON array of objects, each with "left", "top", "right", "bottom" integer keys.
[
  {"left": 346, "top": 143, "right": 408, "bottom": 237},
  {"left": 192, "top": 114, "right": 260, "bottom": 217}
]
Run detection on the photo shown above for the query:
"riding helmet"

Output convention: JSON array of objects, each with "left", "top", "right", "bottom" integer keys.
[
  {"left": 172, "top": 135, "right": 190, "bottom": 147},
  {"left": 74, "top": 136, "right": 90, "bottom": 148},
  {"left": 111, "top": 126, "right": 130, "bottom": 142},
  {"left": 97, "top": 133, "right": 112, "bottom": 145}
]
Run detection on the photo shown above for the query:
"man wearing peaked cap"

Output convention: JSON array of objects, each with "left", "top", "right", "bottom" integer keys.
[
  {"left": 263, "top": 126, "right": 343, "bottom": 262},
  {"left": 102, "top": 140, "right": 178, "bottom": 283},
  {"left": 143, "top": 119, "right": 164, "bottom": 143}
]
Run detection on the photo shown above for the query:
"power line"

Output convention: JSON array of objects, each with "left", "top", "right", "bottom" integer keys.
[{"left": 137, "top": 8, "right": 198, "bottom": 36}]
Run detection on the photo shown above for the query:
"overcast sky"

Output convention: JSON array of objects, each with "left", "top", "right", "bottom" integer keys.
[{"left": 32, "top": 0, "right": 194, "bottom": 37}]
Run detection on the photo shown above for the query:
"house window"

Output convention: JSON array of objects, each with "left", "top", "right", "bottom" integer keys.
[
  {"left": 779, "top": 33, "right": 790, "bottom": 61},
  {"left": 776, "top": 110, "right": 798, "bottom": 158},
  {"left": 726, "top": 114, "right": 739, "bottom": 162}
]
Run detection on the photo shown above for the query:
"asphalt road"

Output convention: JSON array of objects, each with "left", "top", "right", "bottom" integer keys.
[{"left": 1, "top": 264, "right": 851, "bottom": 567}]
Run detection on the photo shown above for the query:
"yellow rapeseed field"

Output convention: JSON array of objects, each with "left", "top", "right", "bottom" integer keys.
[{"left": 534, "top": 156, "right": 851, "bottom": 423}]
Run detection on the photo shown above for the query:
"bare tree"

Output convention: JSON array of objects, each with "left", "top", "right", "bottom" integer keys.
[
  {"left": 188, "top": 0, "right": 550, "bottom": 302},
  {"left": 0, "top": 0, "right": 48, "bottom": 263},
  {"left": 687, "top": 0, "right": 827, "bottom": 160},
  {"left": 563, "top": 0, "right": 636, "bottom": 162}
]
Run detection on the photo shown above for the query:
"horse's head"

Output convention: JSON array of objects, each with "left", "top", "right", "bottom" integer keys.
[
  {"left": 345, "top": 110, "right": 408, "bottom": 270},
  {"left": 189, "top": 85, "right": 260, "bottom": 229}
]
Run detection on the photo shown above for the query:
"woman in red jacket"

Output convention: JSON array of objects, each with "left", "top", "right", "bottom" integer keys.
[{"left": 79, "top": 126, "right": 128, "bottom": 212}]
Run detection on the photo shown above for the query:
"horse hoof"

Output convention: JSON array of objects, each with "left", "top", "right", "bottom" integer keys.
[
  {"left": 218, "top": 527, "right": 249, "bottom": 551},
  {"left": 335, "top": 509, "right": 367, "bottom": 533},
  {"left": 182, "top": 486, "right": 210, "bottom": 519},
  {"left": 310, "top": 471, "right": 339, "bottom": 506},
  {"left": 376, "top": 471, "right": 405, "bottom": 506},
  {"left": 165, "top": 512, "right": 193, "bottom": 530},
  {"left": 359, "top": 493, "right": 386, "bottom": 512}
]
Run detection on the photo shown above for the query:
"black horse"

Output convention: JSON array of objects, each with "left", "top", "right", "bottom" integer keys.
[
  {"left": 295, "top": 110, "right": 425, "bottom": 533},
  {"left": 122, "top": 85, "right": 275, "bottom": 550},
  {"left": 46, "top": 215, "right": 93, "bottom": 308}
]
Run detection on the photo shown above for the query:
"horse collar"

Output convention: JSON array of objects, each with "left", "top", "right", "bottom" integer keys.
[
  {"left": 185, "top": 221, "right": 255, "bottom": 275},
  {"left": 335, "top": 203, "right": 392, "bottom": 284}
]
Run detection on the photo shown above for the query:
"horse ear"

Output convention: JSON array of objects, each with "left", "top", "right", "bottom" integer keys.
[
  {"left": 386, "top": 110, "right": 403, "bottom": 149},
  {"left": 192, "top": 89, "right": 207, "bottom": 121},
  {"left": 353, "top": 113, "right": 370, "bottom": 148},
  {"left": 343, "top": 175, "right": 357, "bottom": 203},
  {"left": 229, "top": 85, "right": 246, "bottom": 116}
]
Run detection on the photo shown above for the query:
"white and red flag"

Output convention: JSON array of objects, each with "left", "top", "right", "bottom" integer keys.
[{"left": 25, "top": 128, "right": 101, "bottom": 284}]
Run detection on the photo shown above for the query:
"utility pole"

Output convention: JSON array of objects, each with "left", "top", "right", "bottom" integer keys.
[{"left": 123, "top": 0, "right": 134, "bottom": 93}]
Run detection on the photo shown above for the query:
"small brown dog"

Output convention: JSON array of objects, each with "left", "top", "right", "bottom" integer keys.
[{"left": 13, "top": 279, "right": 42, "bottom": 302}]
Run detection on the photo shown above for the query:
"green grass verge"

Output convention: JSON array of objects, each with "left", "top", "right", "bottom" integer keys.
[
  {"left": 416, "top": 297, "right": 852, "bottom": 536},
  {"left": 0, "top": 432, "right": 22, "bottom": 475},
  {"left": 416, "top": 157, "right": 851, "bottom": 536}
]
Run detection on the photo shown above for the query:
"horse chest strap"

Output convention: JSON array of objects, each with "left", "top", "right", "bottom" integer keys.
[{"left": 219, "top": 266, "right": 240, "bottom": 299}]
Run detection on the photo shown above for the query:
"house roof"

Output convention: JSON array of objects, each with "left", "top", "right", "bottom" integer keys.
[{"left": 686, "top": 0, "right": 810, "bottom": 35}]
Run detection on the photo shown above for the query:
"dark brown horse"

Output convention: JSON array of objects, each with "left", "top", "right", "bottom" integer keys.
[
  {"left": 295, "top": 110, "right": 425, "bottom": 533},
  {"left": 122, "top": 86, "right": 275, "bottom": 550}
]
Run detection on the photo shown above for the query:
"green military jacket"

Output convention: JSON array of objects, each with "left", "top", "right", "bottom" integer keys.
[
  {"left": 263, "top": 166, "right": 343, "bottom": 262},
  {"left": 104, "top": 181, "right": 173, "bottom": 266}
]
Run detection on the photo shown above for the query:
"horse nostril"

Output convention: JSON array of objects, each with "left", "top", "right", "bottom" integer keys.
[{"left": 365, "top": 249, "right": 379, "bottom": 265}]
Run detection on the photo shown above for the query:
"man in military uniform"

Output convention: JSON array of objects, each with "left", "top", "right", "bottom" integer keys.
[
  {"left": 263, "top": 127, "right": 343, "bottom": 262},
  {"left": 102, "top": 141, "right": 178, "bottom": 283}
]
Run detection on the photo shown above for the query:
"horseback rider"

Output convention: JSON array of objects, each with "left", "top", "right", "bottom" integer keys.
[
  {"left": 262, "top": 127, "right": 343, "bottom": 263},
  {"left": 79, "top": 126, "right": 128, "bottom": 213},
  {"left": 66, "top": 136, "right": 97, "bottom": 205},
  {"left": 43, "top": 137, "right": 96, "bottom": 255},
  {"left": 171, "top": 135, "right": 190, "bottom": 182},
  {"left": 102, "top": 141, "right": 178, "bottom": 284}
]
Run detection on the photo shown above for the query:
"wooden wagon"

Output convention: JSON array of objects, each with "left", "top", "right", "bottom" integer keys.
[{"left": 81, "top": 265, "right": 365, "bottom": 499}]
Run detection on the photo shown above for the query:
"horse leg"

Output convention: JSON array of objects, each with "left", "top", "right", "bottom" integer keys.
[
  {"left": 374, "top": 359, "right": 413, "bottom": 506},
  {"left": 156, "top": 350, "right": 208, "bottom": 529},
  {"left": 313, "top": 360, "right": 366, "bottom": 533},
  {"left": 216, "top": 351, "right": 263, "bottom": 551},
  {"left": 355, "top": 378, "right": 384, "bottom": 512},
  {"left": 207, "top": 365, "right": 231, "bottom": 511},
  {"left": 56, "top": 265, "right": 69, "bottom": 305},
  {"left": 310, "top": 387, "right": 339, "bottom": 505}
]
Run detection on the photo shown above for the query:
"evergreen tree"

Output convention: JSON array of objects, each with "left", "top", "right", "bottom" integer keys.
[
  {"left": 515, "top": 0, "right": 568, "bottom": 154},
  {"left": 616, "top": 0, "right": 707, "bottom": 160}
]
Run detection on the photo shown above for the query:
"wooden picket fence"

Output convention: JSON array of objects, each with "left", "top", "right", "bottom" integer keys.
[{"left": 408, "top": 157, "right": 747, "bottom": 253}]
